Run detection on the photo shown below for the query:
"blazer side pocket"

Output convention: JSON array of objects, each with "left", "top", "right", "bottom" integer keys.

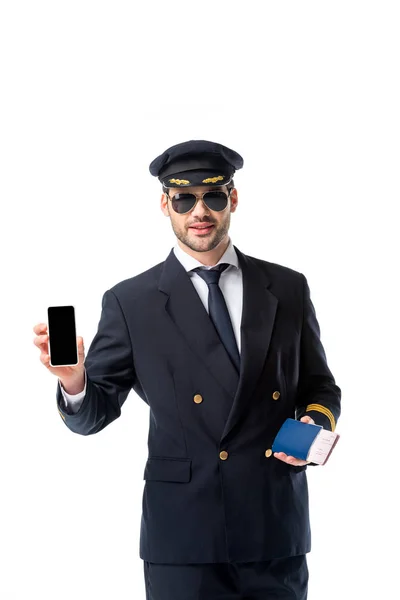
[
  {"left": 273, "top": 459, "right": 308, "bottom": 475},
  {"left": 143, "top": 457, "right": 192, "bottom": 483}
]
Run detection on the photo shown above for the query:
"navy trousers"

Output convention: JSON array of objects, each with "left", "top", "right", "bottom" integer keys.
[{"left": 143, "top": 555, "right": 308, "bottom": 600}]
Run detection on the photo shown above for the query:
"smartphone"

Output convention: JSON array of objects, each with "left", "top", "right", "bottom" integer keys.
[{"left": 47, "top": 305, "right": 79, "bottom": 367}]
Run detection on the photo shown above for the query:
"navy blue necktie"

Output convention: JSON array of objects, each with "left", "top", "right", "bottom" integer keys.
[{"left": 192, "top": 263, "right": 240, "bottom": 373}]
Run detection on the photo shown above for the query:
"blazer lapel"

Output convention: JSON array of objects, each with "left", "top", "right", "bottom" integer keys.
[
  {"left": 220, "top": 246, "right": 278, "bottom": 442},
  {"left": 159, "top": 249, "right": 240, "bottom": 399}
]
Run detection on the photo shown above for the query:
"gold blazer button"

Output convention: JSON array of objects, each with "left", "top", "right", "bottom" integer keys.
[
  {"left": 219, "top": 451, "right": 229, "bottom": 460},
  {"left": 193, "top": 394, "right": 203, "bottom": 404},
  {"left": 265, "top": 449, "right": 273, "bottom": 458},
  {"left": 272, "top": 391, "right": 280, "bottom": 400}
]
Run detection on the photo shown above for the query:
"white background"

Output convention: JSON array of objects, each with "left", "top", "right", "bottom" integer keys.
[{"left": 1, "top": 1, "right": 399, "bottom": 598}]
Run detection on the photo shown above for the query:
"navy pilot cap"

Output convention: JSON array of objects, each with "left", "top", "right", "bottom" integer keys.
[{"left": 149, "top": 140, "right": 244, "bottom": 188}]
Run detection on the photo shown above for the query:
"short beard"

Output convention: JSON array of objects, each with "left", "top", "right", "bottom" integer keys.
[{"left": 171, "top": 215, "right": 230, "bottom": 253}]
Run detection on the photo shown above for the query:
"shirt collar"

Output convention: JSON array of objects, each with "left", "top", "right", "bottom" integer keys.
[{"left": 173, "top": 238, "right": 239, "bottom": 272}]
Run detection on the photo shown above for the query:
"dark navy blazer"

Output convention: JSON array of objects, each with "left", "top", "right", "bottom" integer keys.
[{"left": 56, "top": 245, "right": 341, "bottom": 564}]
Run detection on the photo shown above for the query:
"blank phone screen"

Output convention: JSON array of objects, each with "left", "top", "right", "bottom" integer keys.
[{"left": 47, "top": 305, "right": 78, "bottom": 366}]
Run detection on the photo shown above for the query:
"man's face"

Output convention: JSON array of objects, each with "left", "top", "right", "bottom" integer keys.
[{"left": 160, "top": 184, "right": 238, "bottom": 253}]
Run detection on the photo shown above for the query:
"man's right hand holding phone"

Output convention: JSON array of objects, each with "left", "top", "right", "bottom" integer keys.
[{"left": 33, "top": 323, "right": 86, "bottom": 395}]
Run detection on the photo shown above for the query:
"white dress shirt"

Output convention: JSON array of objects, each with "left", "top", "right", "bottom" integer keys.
[{"left": 60, "top": 238, "right": 243, "bottom": 413}]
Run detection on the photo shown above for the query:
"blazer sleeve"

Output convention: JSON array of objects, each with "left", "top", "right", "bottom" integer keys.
[
  {"left": 295, "top": 274, "right": 341, "bottom": 432},
  {"left": 56, "top": 289, "right": 137, "bottom": 435}
]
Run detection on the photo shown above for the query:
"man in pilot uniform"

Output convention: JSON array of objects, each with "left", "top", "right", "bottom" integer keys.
[{"left": 51, "top": 140, "right": 341, "bottom": 599}]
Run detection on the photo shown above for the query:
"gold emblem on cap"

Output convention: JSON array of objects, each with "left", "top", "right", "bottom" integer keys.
[
  {"left": 202, "top": 175, "right": 224, "bottom": 183},
  {"left": 169, "top": 178, "right": 190, "bottom": 185}
]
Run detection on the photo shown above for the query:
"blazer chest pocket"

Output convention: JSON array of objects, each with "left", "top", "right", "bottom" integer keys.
[{"left": 143, "top": 457, "right": 192, "bottom": 483}]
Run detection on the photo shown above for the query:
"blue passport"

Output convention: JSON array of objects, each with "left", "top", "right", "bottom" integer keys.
[{"left": 272, "top": 418, "right": 340, "bottom": 465}]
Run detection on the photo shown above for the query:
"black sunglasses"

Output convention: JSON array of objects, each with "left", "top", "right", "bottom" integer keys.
[{"left": 166, "top": 189, "right": 232, "bottom": 215}]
